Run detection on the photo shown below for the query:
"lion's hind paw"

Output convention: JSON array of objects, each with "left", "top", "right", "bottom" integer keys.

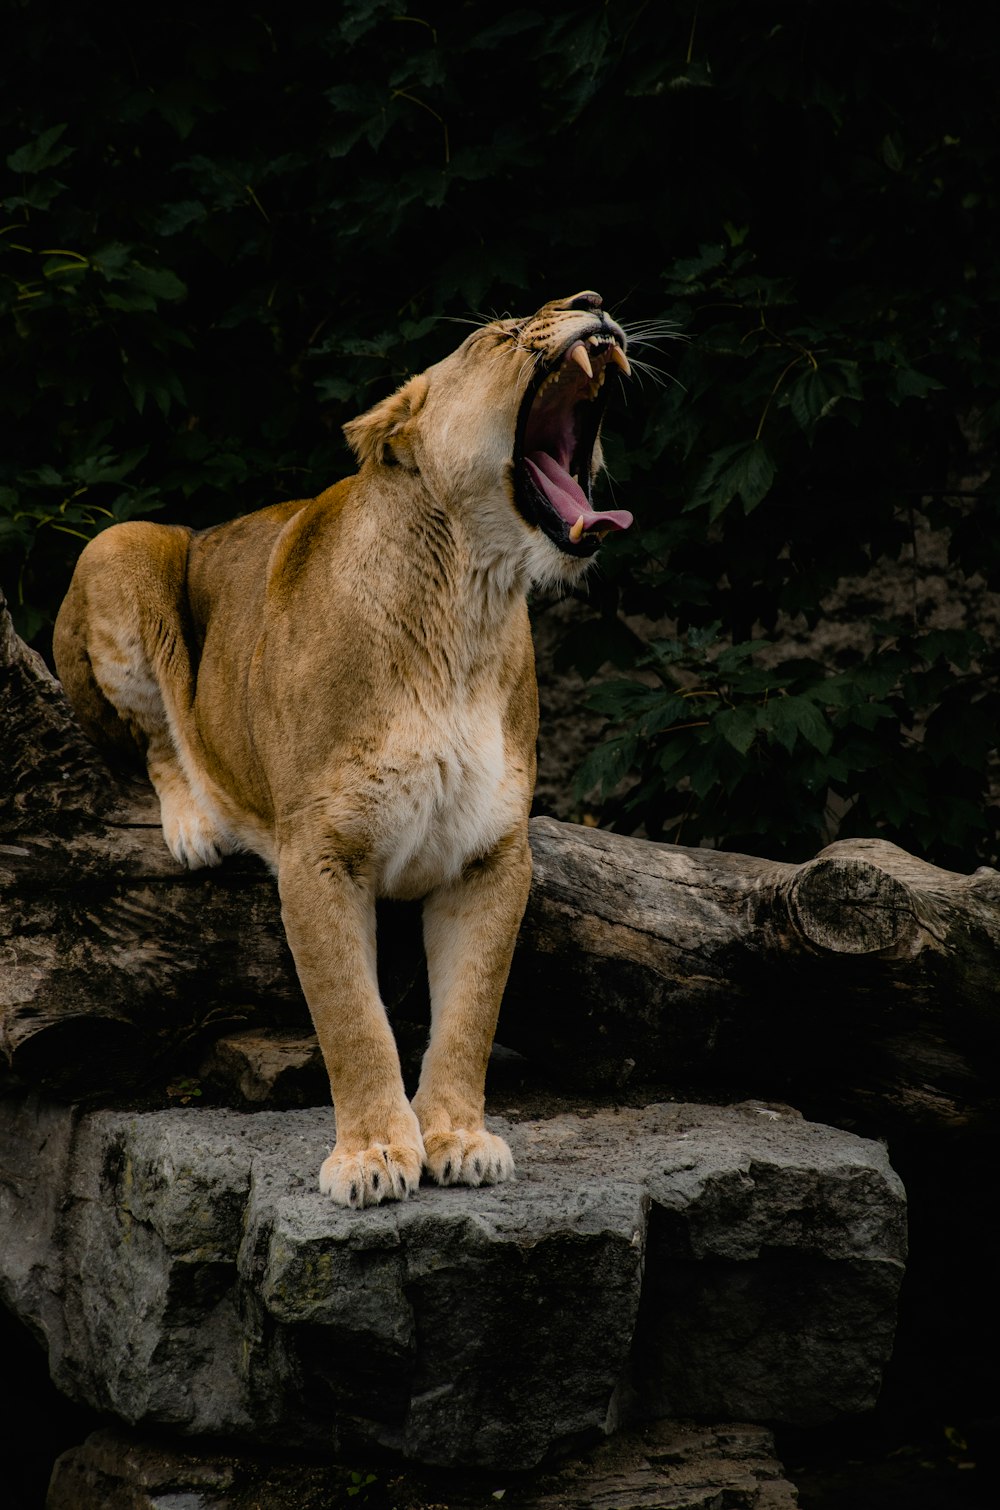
[
  {"left": 159, "top": 787, "right": 235, "bottom": 870},
  {"left": 422, "top": 1127, "right": 515, "bottom": 1189},
  {"left": 319, "top": 1142, "right": 423, "bottom": 1208}
]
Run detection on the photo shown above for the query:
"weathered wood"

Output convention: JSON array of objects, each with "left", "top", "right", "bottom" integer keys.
[
  {"left": 3, "top": 589, "right": 1000, "bottom": 1135},
  {"left": 506, "top": 819, "right": 1000, "bottom": 1130}
]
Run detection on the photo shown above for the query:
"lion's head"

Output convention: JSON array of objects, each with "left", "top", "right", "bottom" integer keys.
[{"left": 343, "top": 291, "right": 632, "bottom": 588}]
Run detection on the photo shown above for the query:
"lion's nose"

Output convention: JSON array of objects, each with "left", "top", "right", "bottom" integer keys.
[{"left": 565, "top": 291, "right": 603, "bottom": 312}]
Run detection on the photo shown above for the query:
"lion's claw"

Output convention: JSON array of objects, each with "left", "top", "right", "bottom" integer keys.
[
  {"left": 422, "top": 1127, "right": 514, "bottom": 1188},
  {"left": 319, "top": 1141, "right": 423, "bottom": 1207}
]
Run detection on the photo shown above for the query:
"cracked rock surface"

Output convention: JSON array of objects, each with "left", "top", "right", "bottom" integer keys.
[{"left": 0, "top": 1095, "right": 905, "bottom": 1472}]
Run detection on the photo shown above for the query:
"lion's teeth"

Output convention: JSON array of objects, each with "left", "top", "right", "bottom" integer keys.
[
  {"left": 569, "top": 515, "right": 585, "bottom": 542},
  {"left": 587, "top": 334, "right": 601, "bottom": 347},
  {"left": 569, "top": 341, "right": 594, "bottom": 379},
  {"left": 609, "top": 345, "right": 631, "bottom": 376}
]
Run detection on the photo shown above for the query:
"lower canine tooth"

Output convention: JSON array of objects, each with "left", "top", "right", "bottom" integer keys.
[{"left": 569, "top": 516, "right": 585, "bottom": 542}]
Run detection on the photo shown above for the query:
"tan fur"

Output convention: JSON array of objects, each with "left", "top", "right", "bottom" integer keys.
[{"left": 53, "top": 292, "right": 628, "bottom": 1206}]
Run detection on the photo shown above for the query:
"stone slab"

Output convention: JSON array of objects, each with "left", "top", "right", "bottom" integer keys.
[{"left": 0, "top": 1095, "right": 905, "bottom": 1471}]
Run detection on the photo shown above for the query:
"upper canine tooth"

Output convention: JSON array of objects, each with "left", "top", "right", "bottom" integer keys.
[
  {"left": 569, "top": 515, "right": 586, "bottom": 542},
  {"left": 569, "top": 342, "right": 594, "bottom": 379},
  {"left": 609, "top": 345, "right": 631, "bottom": 377}
]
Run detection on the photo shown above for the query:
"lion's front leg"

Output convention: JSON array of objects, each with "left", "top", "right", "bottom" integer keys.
[
  {"left": 277, "top": 844, "right": 424, "bottom": 1206},
  {"left": 413, "top": 830, "right": 531, "bottom": 1189}
]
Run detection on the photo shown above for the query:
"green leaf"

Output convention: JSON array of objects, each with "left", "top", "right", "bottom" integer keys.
[
  {"left": 788, "top": 361, "right": 862, "bottom": 433},
  {"left": 70, "top": 448, "right": 148, "bottom": 485},
  {"left": 915, "top": 629, "right": 985, "bottom": 669},
  {"left": 689, "top": 441, "right": 775, "bottom": 518},
  {"left": 714, "top": 703, "right": 760, "bottom": 754},
  {"left": 100, "top": 289, "right": 151, "bottom": 313},
  {"left": 18, "top": 464, "right": 64, "bottom": 488},
  {"left": 574, "top": 733, "right": 639, "bottom": 799},
  {"left": 663, "top": 241, "right": 728, "bottom": 289},
  {"left": 466, "top": 12, "right": 543, "bottom": 50},
  {"left": 389, "top": 48, "right": 447, "bottom": 90},
  {"left": 0, "top": 515, "right": 33, "bottom": 548},
  {"left": 714, "top": 641, "right": 758, "bottom": 675},
  {"left": 315, "top": 375, "right": 358, "bottom": 403},
  {"left": 741, "top": 449, "right": 775, "bottom": 512},
  {"left": 154, "top": 201, "right": 207, "bottom": 235},
  {"left": 584, "top": 681, "right": 656, "bottom": 719},
  {"left": 99, "top": 260, "right": 186, "bottom": 312},
  {"left": 2, "top": 177, "right": 67, "bottom": 210},
  {"left": 889, "top": 366, "right": 945, "bottom": 403},
  {"left": 764, "top": 696, "right": 833, "bottom": 754},
  {"left": 339, "top": 0, "right": 398, "bottom": 45},
  {"left": 90, "top": 242, "right": 133, "bottom": 279},
  {"left": 654, "top": 738, "right": 696, "bottom": 783},
  {"left": 7, "top": 124, "right": 74, "bottom": 174},
  {"left": 638, "top": 695, "right": 695, "bottom": 737},
  {"left": 130, "top": 264, "right": 188, "bottom": 302}
]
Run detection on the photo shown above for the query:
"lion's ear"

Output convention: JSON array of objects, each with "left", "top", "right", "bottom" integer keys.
[{"left": 343, "top": 374, "right": 429, "bottom": 470}]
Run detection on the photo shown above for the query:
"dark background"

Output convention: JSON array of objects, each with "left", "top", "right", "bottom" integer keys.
[{"left": 3, "top": 0, "right": 999, "bottom": 864}]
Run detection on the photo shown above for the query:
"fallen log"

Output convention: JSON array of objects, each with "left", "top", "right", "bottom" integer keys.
[
  {"left": 3, "top": 590, "right": 1000, "bottom": 1136},
  {"left": 507, "top": 817, "right": 1000, "bottom": 1133}
]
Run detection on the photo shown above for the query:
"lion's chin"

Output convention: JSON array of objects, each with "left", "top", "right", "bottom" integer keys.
[{"left": 520, "top": 525, "right": 600, "bottom": 593}]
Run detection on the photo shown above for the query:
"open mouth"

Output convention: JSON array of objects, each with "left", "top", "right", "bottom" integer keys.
[{"left": 513, "top": 329, "right": 633, "bottom": 555}]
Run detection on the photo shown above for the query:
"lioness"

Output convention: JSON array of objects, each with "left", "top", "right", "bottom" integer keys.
[{"left": 53, "top": 290, "right": 632, "bottom": 1207}]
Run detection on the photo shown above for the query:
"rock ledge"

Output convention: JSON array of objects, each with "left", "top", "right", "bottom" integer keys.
[{"left": 0, "top": 1096, "right": 905, "bottom": 1471}]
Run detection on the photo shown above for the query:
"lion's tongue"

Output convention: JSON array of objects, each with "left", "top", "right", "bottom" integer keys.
[{"left": 525, "top": 452, "right": 633, "bottom": 534}]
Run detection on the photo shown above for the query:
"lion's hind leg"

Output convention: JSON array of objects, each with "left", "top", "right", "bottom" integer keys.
[{"left": 53, "top": 522, "right": 235, "bottom": 870}]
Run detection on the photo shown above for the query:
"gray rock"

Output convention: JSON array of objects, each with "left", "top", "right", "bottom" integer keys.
[{"left": 0, "top": 1095, "right": 904, "bottom": 1471}]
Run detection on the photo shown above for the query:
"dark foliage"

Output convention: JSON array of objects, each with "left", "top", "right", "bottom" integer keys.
[{"left": 2, "top": 0, "right": 998, "bottom": 864}]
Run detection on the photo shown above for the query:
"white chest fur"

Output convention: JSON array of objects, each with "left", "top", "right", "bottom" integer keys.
[{"left": 370, "top": 701, "right": 524, "bottom": 899}]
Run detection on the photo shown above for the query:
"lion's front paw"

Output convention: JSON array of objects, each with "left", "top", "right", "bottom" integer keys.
[
  {"left": 319, "top": 1140, "right": 424, "bottom": 1208},
  {"left": 422, "top": 1127, "right": 515, "bottom": 1189}
]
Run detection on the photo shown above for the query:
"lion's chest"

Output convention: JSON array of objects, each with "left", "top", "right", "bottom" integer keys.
[{"left": 370, "top": 705, "right": 525, "bottom": 898}]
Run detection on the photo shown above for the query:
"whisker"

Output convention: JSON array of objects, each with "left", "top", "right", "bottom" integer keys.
[
  {"left": 438, "top": 314, "right": 488, "bottom": 329},
  {"left": 627, "top": 357, "right": 687, "bottom": 394},
  {"left": 441, "top": 308, "right": 520, "bottom": 332},
  {"left": 621, "top": 324, "right": 689, "bottom": 346},
  {"left": 618, "top": 314, "right": 683, "bottom": 330},
  {"left": 516, "top": 350, "right": 541, "bottom": 382}
]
